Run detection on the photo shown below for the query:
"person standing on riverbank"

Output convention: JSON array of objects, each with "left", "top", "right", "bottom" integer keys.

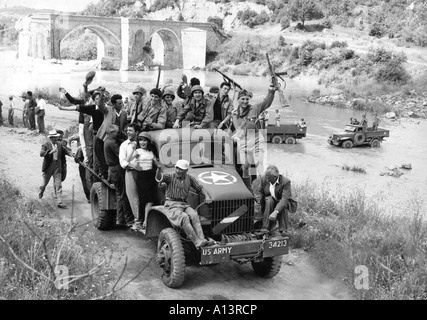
[
  {"left": 0, "top": 98, "right": 3, "bottom": 126},
  {"left": 8, "top": 96, "right": 14, "bottom": 126},
  {"left": 26, "top": 91, "right": 37, "bottom": 131},
  {"left": 21, "top": 95, "right": 29, "bottom": 129},
  {"left": 36, "top": 94, "right": 46, "bottom": 134}
]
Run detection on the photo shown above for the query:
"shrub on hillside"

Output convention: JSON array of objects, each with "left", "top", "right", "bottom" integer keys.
[
  {"left": 149, "top": 0, "right": 180, "bottom": 12},
  {"left": 322, "top": 18, "right": 333, "bottom": 29},
  {"left": 237, "top": 9, "right": 270, "bottom": 28},
  {"left": 330, "top": 41, "right": 348, "bottom": 49},
  {"left": 280, "top": 16, "right": 291, "bottom": 30},
  {"left": 369, "top": 23, "right": 383, "bottom": 38},
  {"left": 375, "top": 60, "right": 410, "bottom": 84},
  {"left": 208, "top": 16, "right": 224, "bottom": 29}
]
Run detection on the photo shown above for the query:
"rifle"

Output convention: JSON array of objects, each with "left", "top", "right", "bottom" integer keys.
[
  {"left": 213, "top": 68, "right": 243, "bottom": 91},
  {"left": 266, "top": 53, "right": 289, "bottom": 108},
  {"left": 156, "top": 64, "right": 162, "bottom": 89}
]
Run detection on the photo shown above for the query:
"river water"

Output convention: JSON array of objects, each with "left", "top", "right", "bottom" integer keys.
[{"left": 1, "top": 63, "right": 426, "bottom": 217}]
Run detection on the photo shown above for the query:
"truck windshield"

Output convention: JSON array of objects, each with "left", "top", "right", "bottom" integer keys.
[
  {"left": 344, "top": 125, "right": 356, "bottom": 132},
  {"left": 159, "top": 141, "right": 234, "bottom": 167}
]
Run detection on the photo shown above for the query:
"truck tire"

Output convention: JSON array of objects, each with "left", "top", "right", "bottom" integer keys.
[
  {"left": 271, "top": 135, "right": 283, "bottom": 144},
  {"left": 342, "top": 140, "right": 354, "bottom": 149},
  {"left": 156, "top": 228, "right": 186, "bottom": 288},
  {"left": 354, "top": 132, "right": 365, "bottom": 144},
  {"left": 90, "top": 182, "right": 116, "bottom": 231},
  {"left": 285, "top": 136, "right": 296, "bottom": 144},
  {"left": 252, "top": 256, "right": 282, "bottom": 278},
  {"left": 370, "top": 139, "right": 381, "bottom": 148}
]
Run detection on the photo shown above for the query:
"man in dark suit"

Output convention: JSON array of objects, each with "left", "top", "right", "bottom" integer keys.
[
  {"left": 254, "top": 165, "right": 292, "bottom": 235},
  {"left": 39, "top": 130, "right": 74, "bottom": 209}
]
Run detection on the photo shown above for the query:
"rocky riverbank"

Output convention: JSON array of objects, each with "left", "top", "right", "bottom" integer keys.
[{"left": 305, "top": 90, "right": 427, "bottom": 120}]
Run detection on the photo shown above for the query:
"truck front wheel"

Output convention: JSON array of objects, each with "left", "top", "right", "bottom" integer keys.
[
  {"left": 252, "top": 256, "right": 282, "bottom": 278},
  {"left": 285, "top": 136, "right": 296, "bottom": 144},
  {"left": 342, "top": 140, "right": 354, "bottom": 149},
  {"left": 271, "top": 135, "right": 283, "bottom": 144},
  {"left": 156, "top": 228, "right": 186, "bottom": 288}
]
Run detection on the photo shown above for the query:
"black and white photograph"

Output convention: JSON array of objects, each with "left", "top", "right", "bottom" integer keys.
[{"left": 0, "top": 0, "right": 426, "bottom": 304}]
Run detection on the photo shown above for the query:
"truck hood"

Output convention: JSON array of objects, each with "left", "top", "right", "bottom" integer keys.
[{"left": 189, "top": 165, "right": 253, "bottom": 201}]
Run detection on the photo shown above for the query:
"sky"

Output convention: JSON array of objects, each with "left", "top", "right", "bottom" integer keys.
[{"left": 0, "top": 0, "right": 97, "bottom": 12}]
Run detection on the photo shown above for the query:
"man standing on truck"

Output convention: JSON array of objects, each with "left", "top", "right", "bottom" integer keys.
[
  {"left": 105, "top": 125, "right": 133, "bottom": 228},
  {"left": 137, "top": 88, "right": 167, "bottom": 131},
  {"left": 119, "top": 123, "right": 141, "bottom": 227},
  {"left": 155, "top": 159, "right": 214, "bottom": 248},
  {"left": 372, "top": 113, "right": 380, "bottom": 130}
]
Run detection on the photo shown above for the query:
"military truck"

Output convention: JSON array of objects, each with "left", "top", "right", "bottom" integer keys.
[
  {"left": 89, "top": 128, "right": 289, "bottom": 288},
  {"left": 266, "top": 123, "right": 307, "bottom": 144},
  {"left": 327, "top": 124, "right": 390, "bottom": 148}
]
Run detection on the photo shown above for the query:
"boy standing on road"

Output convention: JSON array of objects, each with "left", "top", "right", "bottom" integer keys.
[{"left": 8, "top": 96, "right": 15, "bottom": 126}]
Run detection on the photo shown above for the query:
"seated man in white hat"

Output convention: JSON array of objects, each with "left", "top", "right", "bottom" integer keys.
[
  {"left": 155, "top": 159, "right": 214, "bottom": 248},
  {"left": 39, "top": 130, "right": 74, "bottom": 209}
]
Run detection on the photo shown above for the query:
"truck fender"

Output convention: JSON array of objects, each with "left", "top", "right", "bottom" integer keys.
[{"left": 145, "top": 206, "right": 174, "bottom": 238}]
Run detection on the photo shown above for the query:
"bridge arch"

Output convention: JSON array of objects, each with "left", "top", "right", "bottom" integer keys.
[
  {"left": 149, "top": 28, "right": 182, "bottom": 68},
  {"left": 59, "top": 24, "right": 122, "bottom": 61}
]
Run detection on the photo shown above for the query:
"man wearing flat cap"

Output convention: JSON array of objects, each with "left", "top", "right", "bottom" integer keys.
[
  {"left": 155, "top": 159, "right": 214, "bottom": 248},
  {"left": 135, "top": 88, "right": 167, "bottom": 131}
]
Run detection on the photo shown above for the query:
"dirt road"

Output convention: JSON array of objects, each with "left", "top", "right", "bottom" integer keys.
[{"left": 0, "top": 99, "right": 352, "bottom": 300}]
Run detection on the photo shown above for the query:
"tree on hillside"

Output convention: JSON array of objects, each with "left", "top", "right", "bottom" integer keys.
[{"left": 288, "top": 0, "right": 323, "bottom": 29}]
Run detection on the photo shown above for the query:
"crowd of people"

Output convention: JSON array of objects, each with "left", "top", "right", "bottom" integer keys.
[
  {"left": 350, "top": 113, "right": 380, "bottom": 130},
  {"left": 36, "top": 70, "right": 296, "bottom": 247},
  {"left": 0, "top": 92, "right": 46, "bottom": 133}
]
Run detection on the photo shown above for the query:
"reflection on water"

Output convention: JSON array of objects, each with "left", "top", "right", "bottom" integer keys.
[{"left": 1, "top": 66, "right": 426, "bottom": 217}]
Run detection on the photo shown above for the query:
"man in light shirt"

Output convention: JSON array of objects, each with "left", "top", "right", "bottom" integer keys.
[
  {"left": 119, "top": 123, "right": 141, "bottom": 226},
  {"left": 36, "top": 94, "right": 46, "bottom": 134}
]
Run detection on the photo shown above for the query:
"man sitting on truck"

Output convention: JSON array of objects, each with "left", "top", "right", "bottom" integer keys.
[
  {"left": 155, "top": 159, "right": 214, "bottom": 248},
  {"left": 254, "top": 165, "right": 293, "bottom": 236}
]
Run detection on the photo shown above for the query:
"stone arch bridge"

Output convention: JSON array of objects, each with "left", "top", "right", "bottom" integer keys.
[{"left": 18, "top": 13, "right": 220, "bottom": 70}]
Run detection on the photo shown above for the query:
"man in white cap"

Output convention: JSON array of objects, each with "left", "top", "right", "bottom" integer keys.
[
  {"left": 39, "top": 130, "right": 74, "bottom": 209},
  {"left": 155, "top": 159, "right": 214, "bottom": 248}
]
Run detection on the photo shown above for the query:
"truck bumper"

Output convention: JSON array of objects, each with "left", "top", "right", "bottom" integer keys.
[{"left": 200, "top": 235, "right": 289, "bottom": 265}]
